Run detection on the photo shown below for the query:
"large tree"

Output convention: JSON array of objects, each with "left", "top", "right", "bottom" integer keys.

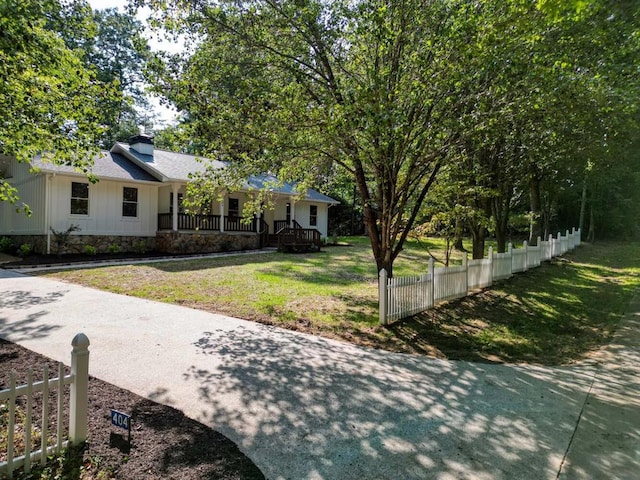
[
  {"left": 0, "top": 0, "right": 118, "bottom": 209},
  {"left": 140, "top": 0, "right": 497, "bottom": 276}
]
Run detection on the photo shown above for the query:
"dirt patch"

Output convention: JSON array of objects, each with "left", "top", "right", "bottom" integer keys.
[{"left": 0, "top": 339, "right": 264, "bottom": 480}]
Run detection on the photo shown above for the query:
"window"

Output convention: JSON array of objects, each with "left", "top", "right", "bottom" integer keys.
[
  {"left": 228, "top": 198, "right": 239, "bottom": 217},
  {"left": 70, "top": 182, "right": 89, "bottom": 215},
  {"left": 169, "top": 192, "right": 184, "bottom": 214},
  {"left": 310, "top": 205, "right": 318, "bottom": 226},
  {"left": 122, "top": 187, "right": 138, "bottom": 217},
  {"left": 286, "top": 202, "right": 291, "bottom": 223}
]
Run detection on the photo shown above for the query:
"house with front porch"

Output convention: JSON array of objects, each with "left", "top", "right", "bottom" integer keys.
[{"left": 0, "top": 135, "right": 338, "bottom": 254}]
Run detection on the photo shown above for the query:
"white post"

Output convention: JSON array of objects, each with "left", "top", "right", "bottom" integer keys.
[
  {"left": 171, "top": 184, "right": 179, "bottom": 231},
  {"left": 69, "top": 333, "right": 90, "bottom": 445},
  {"left": 508, "top": 242, "right": 513, "bottom": 275},
  {"left": 488, "top": 246, "right": 494, "bottom": 287},
  {"left": 379, "top": 269, "right": 388, "bottom": 326},
  {"left": 523, "top": 240, "right": 528, "bottom": 271},
  {"left": 463, "top": 254, "right": 469, "bottom": 293},
  {"left": 537, "top": 236, "right": 542, "bottom": 266},
  {"left": 428, "top": 257, "right": 435, "bottom": 307},
  {"left": 219, "top": 200, "right": 225, "bottom": 232}
]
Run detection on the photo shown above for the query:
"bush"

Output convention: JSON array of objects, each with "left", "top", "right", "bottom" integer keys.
[
  {"left": 50, "top": 224, "right": 81, "bottom": 256},
  {"left": 83, "top": 245, "right": 97, "bottom": 255},
  {"left": 0, "top": 236, "right": 11, "bottom": 253},
  {"left": 17, "top": 243, "right": 32, "bottom": 257},
  {"left": 107, "top": 243, "right": 121, "bottom": 254},
  {"left": 132, "top": 240, "right": 147, "bottom": 254}
]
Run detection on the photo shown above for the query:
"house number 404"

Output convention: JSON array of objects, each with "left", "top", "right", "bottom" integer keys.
[{"left": 111, "top": 410, "right": 130, "bottom": 430}]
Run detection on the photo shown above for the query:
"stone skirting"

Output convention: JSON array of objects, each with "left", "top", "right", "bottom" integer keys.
[
  {"left": 155, "top": 231, "right": 259, "bottom": 254},
  {"left": 5, "top": 234, "right": 156, "bottom": 255},
  {"left": 5, "top": 231, "right": 260, "bottom": 255}
]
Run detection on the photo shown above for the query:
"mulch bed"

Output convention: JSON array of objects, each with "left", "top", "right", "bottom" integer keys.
[
  {"left": 0, "top": 339, "right": 264, "bottom": 480},
  {"left": 1, "top": 252, "right": 178, "bottom": 268}
]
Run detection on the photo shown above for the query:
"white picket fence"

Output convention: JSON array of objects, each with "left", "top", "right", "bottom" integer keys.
[
  {"left": 379, "top": 228, "right": 581, "bottom": 325},
  {"left": 0, "top": 334, "right": 90, "bottom": 479}
]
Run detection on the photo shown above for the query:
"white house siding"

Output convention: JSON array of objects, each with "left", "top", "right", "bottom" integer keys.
[
  {"left": 293, "top": 201, "right": 330, "bottom": 237},
  {"left": 0, "top": 159, "right": 46, "bottom": 235},
  {"left": 48, "top": 175, "right": 158, "bottom": 236}
]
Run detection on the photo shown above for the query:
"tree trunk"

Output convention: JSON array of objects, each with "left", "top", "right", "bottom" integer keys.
[
  {"left": 579, "top": 174, "right": 587, "bottom": 240},
  {"left": 468, "top": 222, "right": 486, "bottom": 260},
  {"left": 453, "top": 216, "right": 465, "bottom": 251},
  {"left": 588, "top": 203, "right": 595, "bottom": 242},
  {"left": 529, "top": 173, "right": 542, "bottom": 244}
]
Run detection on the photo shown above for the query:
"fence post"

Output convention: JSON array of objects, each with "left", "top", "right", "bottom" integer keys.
[
  {"left": 488, "top": 246, "right": 494, "bottom": 287},
  {"left": 463, "top": 254, "right": 469, "bottom": 294},
  {"left": 379, "top": 269, "right": 388, "bottom": 326},
  {"left": 69, "top": 333, "right": 90, "bottom": 445},
  {"left": 428, "top": 257, "right": 435, "bottom": 307},
  {"left": 523, "top": 240, "right": 528, "bottom": 271},
  {"left": 508, "top": 242, "right": 513, "bottom": 275}
]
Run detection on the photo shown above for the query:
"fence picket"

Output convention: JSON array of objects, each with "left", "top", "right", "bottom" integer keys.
[
  {"left": 381, "top": 228, "right": 580, "bottom": 324},
  {"left": 1, "top": 335, "right": 90, "bottom": 477}
]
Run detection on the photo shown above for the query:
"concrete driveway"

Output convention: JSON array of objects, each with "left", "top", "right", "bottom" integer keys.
[{"left": 1, "top": 269, "right": 638, "bottom": 479}]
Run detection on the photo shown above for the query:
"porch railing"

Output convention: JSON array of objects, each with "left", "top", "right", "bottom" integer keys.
[
  {"left": 277, "top": 227, "right": 321, "bottom": 250},
  {"left": 158, "top": 213, "right": 258, "bottom": 233}
]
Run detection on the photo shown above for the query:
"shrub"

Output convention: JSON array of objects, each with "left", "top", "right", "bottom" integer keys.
[
  {"left": 83, "top": 245, "right": 97, "bottom": 255},
  {"left": 50, "top": 224, "right": 81, "bottom": 256},
  {"left": 107, "top": 243, "right": 121, "bottom": 254},
  {"left": 0, "top": 236, "right": 11, "bottom": 253},
  {"left": 132, "top": 240, "right": 147, "bottom": 254},
  {"left": 17, "top": 243, "right": 32, "bottom": 257}
]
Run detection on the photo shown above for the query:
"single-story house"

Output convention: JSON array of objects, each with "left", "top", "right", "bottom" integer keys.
[{"left": 0, "top": 135, "right": 338, "bottom": 254}]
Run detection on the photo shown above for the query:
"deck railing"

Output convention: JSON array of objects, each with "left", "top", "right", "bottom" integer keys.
[{"left": 158, "top": 213, "right": 258, "bottom": 233}]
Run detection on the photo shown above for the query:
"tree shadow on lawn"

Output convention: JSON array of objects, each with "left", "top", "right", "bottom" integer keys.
[
  {"left": 144, "top": 251, "right": 282, "bottom": 274},
  {"left": 387, "top": 256, "right": 634, "bottom": 365}
]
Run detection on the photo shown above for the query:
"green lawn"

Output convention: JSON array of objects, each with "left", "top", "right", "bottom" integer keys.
[{"left": 43, "top": 237, "right": 640, "bottom": 365}]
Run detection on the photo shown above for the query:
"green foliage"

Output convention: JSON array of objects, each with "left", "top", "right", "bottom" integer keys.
[
  {"left": 0, "top": 236, "right": 11, "bottom": 253},
  {"left": 139, "top": 0, "right": 640, "bottom": 270},
  {"left": 83, "top": 244, "right": 97, "bottom": 255},
  {"left": 132, "top": 240, "right": 148, "bottom": 254},
  {"left": 17, "top": 243, "right": 33, "bottom": 257},
  {"left": 0, "top": 0, "right": 117, "bottom": 169},
  {"left": 50, "top": 224, "right": 81, "bottom": 256},
  {"left": 107, "top": 243, "right": 121, "bottom": 254}
]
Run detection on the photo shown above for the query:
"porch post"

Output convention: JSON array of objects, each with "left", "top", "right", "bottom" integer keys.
[
  {"left": 219, "top": 199, "right": 225, "bottom": 232},
  {"left": 172, "top": 184, "right": 179, "bottom": 231},
  {"left": 290, "top": 197, "right": 296, "bottom": 228}
]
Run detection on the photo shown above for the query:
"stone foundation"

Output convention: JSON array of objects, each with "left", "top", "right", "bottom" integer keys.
[
  {"left": 5, "top": 235, "right": 156, "bottom": 255},
  {"left": 5, "top": 231, "right": 260, "bottom": 255},
  {"left": 155, "top": 231, "right": 259, "bottom": 254}
]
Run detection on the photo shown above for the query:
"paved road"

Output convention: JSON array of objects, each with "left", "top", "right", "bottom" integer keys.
[{"left": 1, "top": 269, "right": 638, "bottom": 479}]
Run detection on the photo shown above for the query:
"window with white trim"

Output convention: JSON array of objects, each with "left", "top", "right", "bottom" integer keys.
[
  {"left": 309, "top": 205, "right": 318, "bottom": 226},
  {"left": 122, "top": 187, "right": 138, "bottom": 217},
  {"left": 70, "top": 182, "right": 89, "bottom": 215},
  {"left": 228, "top": 198, "right": 239, "bottom": 217}
]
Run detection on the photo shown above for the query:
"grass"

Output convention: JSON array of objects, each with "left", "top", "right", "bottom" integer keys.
[{"left": 42, "top": 237, "right": 640, "bottom": 365}]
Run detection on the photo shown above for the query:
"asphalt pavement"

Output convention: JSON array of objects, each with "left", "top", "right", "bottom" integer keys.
[{"left": 1, "top": 268, "right": 638, "bottom": 479}]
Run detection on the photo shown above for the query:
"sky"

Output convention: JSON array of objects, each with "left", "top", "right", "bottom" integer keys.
[{"left": 87, "top": 0, "right": 182, "bottom": 126}]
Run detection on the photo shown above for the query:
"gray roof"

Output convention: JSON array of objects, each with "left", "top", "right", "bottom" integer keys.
[
  {"left": 31, "top": 152, "right": 160, "bottom": 183},
  {"left": 247, "top": 174, "right": 338, "bottom": 203},
  {"left": 114, "top": 143, "right": 338, "bottom": 204},
  {"left": 113, "top": 142, "right": 225, "bottom": 182}
]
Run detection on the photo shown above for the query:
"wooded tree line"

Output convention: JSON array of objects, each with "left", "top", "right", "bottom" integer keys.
[
  {"left": 2, "top": 0, "right": 638, "bottom": 275},
  {"left": 0, "top": 0, "right": 152, "bottom": 213},
  {"left": 139, "top": 0, "right": 639, "bottom": 275}
]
